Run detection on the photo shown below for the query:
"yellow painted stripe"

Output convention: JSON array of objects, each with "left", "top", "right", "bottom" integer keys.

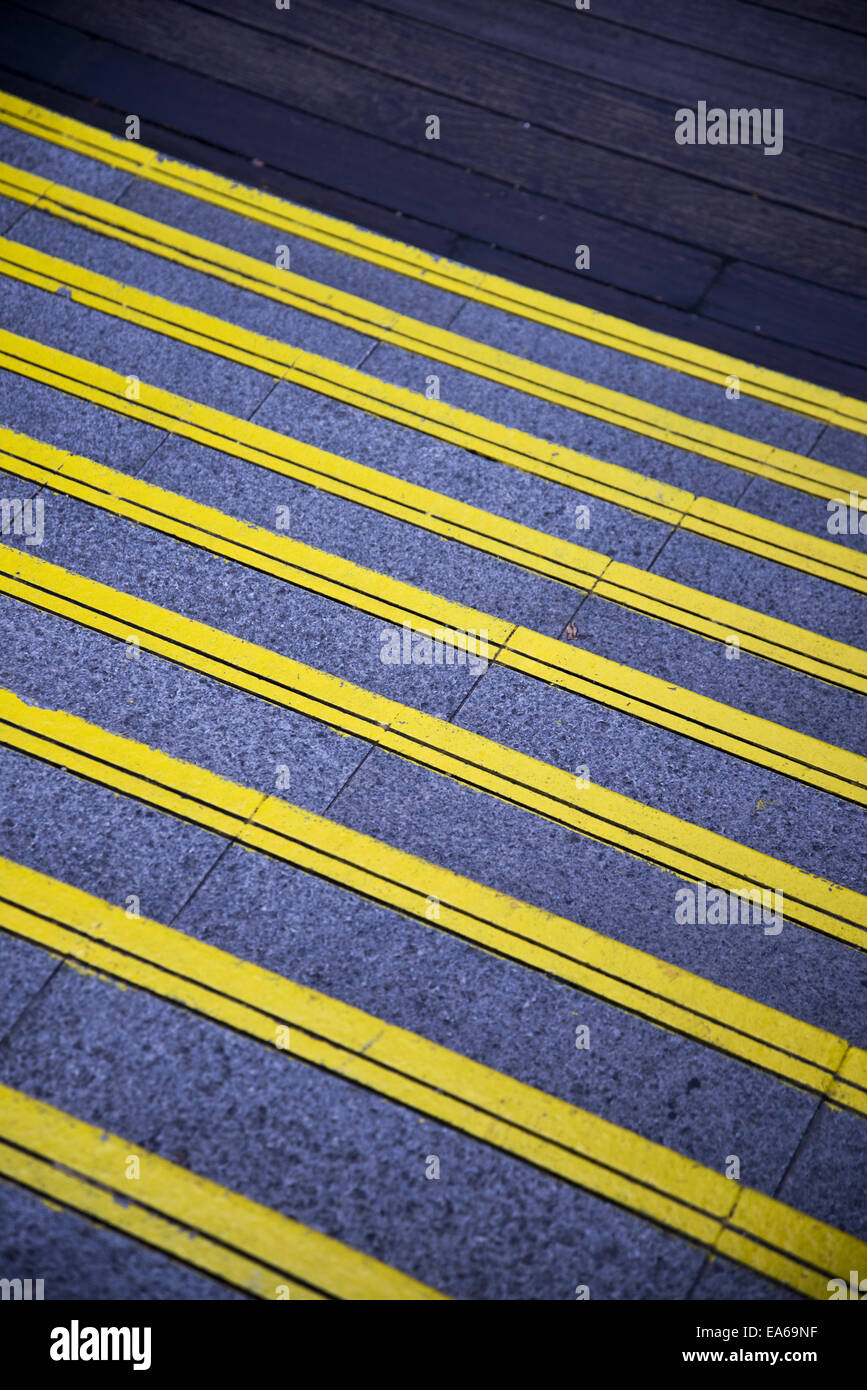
[
  {"left": 4, "top": 540, "right": 867, "bottom": 825},
  {"left": 718, "top": 1188, "right": 867, "bottom": 1300},
  {"left": 2, "top": 344, "right": 866, "bottom": 695},
  {"left": 0, "top": 681, "right": 864, "bottom": 953},
  {"left": 4, "top": 427, "right": 867, "bottom": 788},
  {"left": 1, "top": 855, "right": 863, "bottom": 1122},
  {"left": 0, "top": 169, "right": 861, "bottom": 508},
  {"left": 0, "top": 227, "right": 864, "bottom": 592},
  {"left": 3, "top": 557, "right": 866, "bottom": 1099},
  {"left": 828, "top": 1048, "right": 867, "bottom": 1113},
  {"left": 0, "top": 1143, "right": 326, "bottom": 1301},
  {"left": 0, "top": 425, "right": 514, "bottom": 644},
  {"left": 0, "top": 1085, "right": 442, "bottom": 1300},
  {"left": 0, "top": 863, "right": 864, "bottom": 1298},
  {"left": 497, "top": 627, "right": 867, "bottom": 808},
  {"left": 682, "top": 495, "right": 867, "bottom": 592},
  {"left": 0, "top": 92, "right": 864, "bottom": 439},
  {"left": 592, "top": 562, "right": 867, "bottom": 696},
  {"left": 0, "top": 328, "right": 605, "bottom": 592},
  {"left": 0, "top": 201, "right": 684, "bottom": 529}
]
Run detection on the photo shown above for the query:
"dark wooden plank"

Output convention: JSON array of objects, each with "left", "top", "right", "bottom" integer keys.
[
  {"left": 738, "top": 0, "right": 867, "bottom": 37},
  {"left": 1, "top": 61, "right": 864, "bottom": 398},
  {"left": 543, "top": 0, "right": 867, "bottom": 95},
  {"left": 449, "top": 233, "right": 867, "bottom": 397},
  {"left": 366, "top": 0, "right": 867, "bottom": 160},
  {"left": 0, "top": 66, "right": 458, "bottom": 256},
  {"left": 699, "top": 260, "right": 867, "bottom": 370},
  {"left": 2, "top": 2, "right": 864, "bottom": 393},
  {"left": 0, "top": 11, "right": 721, "bottom": 307},
  {"left": 192, "top": 0, "right": 867, "bottom": 225},
  {"left": 17, "top": 0, "right": 867, "bottom": 293}
]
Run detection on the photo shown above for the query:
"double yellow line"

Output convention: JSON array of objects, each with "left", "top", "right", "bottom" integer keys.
[
  {"left": 4, "top": 428, "right": 867, "bottom": 803},
  {"left": 1, "top": 545, "right": 866, "bottom": 952},
  {"left": 1, "top": 90, "right": 865, "bottom": 439},
  {"left": 2, "top": 340, "right": 865, "bottom": 696},
  {"left": 1, "top": 90, "right": 865, "bottom": 1302},
  {"left": 0, "top": 1079, "right": 442, "bottom": 1300},
  {"left": 1, "top": 216, "right": 865, "bottom": 589},
  {"left": 1, "top": 663, "right": 866, "bottom": 1019},
  {"left": 1, "top": 860, "right": 865, "bottom": 1299},
  {"left": 4, "top": 534, "right": 867, "bottom": 810}
]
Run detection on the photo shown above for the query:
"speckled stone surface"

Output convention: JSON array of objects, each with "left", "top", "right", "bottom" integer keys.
[{"left": 0, "top": 115, "right": 863, "bottom": 1302}]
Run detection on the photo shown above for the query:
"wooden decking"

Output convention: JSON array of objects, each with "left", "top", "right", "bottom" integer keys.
[{"left": 0, "top": 0, "right": 865, "bottom": 393}]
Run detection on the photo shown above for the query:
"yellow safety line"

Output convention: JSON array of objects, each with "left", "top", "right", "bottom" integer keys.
[
  {"left": 0, "top": 329, "right": 605, "bottom": 592},
  {"left": 0, "top": 866, "right": 864, "bottom": 1299},
  {"left": 0, "top": 170, "right": 862, "bottom": 507},
  {"left": 0, "top": 425, "right": 513, "bottom": 639},
  {"left": 0, "top": 225, "right": 864, "bottom": 589},
  {"left": 3, "top": 541, "right": 867, "bottom": 826},
  {"left": 2, "top": 854, "right": 865, "bottom": 1121},
  {"left": 497, "top": 627, "right": 867, "bottom": 806},
  {"left": 830, "top": 1048, "right": 867, "bottom": 1113},
  {"left": 0, "top": 1086, "right": 443, "bottom": 1300},
  {"left": 0, "top": 92, "right": 864, "bottom": 439},
  {"left": 1, "top": 93, "right": 863, "bottom": 1304},
  {"left": 2, "top": 561, "right": 866, "bottom": 1096},
  {"left": 1, "top": 346, "right": 865, "bottom": 695},
  {"left": 0, "top": 1142, "right": 326, "bottom": 1301},
  {"left": 0, "top": 682, "right": 864, "bottom": 951},
  {"left": 0, "top": 204, "right": 684, "bottom": 530},
  {"left": 4, "top": 428, "right": 867, "bottom": 790}
]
